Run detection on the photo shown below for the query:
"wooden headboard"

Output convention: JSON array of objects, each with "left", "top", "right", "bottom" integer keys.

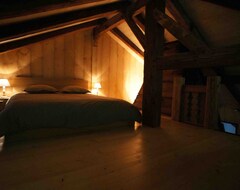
[{"left": 8, "top": 77, "right": 89, "bottom": 95}]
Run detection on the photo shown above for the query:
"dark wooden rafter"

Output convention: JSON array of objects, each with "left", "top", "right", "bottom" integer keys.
[
  {"left": 0, "top": 19, "right": 104, "bottom": 53},
  {"left": 153, "top": 8, "right": 210, "bottom": 54},
  {"left": 93, "top": 14, "right": 125, "bottom": 40},
  {"left": 167, "top": 0, "right": 206, "bottom": 42},
  {"left": 157, "top": 45, "right": 240, "bottom": 70},
  {"left": 142, "top": 0, "right": 165, "bottom": 127},
  {"left": 123, "top": 0, "right": 146, "bottom": 49},
  {"left": 124, "top": 15, "right": 146, "bottom": 49},
  {"left": 130, "top": 0, "right": 146, "bottom": 16},
  {"left": 0, "top": 0, "right": 126, "bottom": 20},
  {"left": 166, "top": 0, "right": 190, "bottom": 32},
  {"left": 134, "top": 14, "right": 145, "bottom": 32},
  {"left": 110, "top": 28, "right": 144, "bottom": 58},
  {"left": 93, "top": 0, "right": 146, "bottom": 38},
  {"left": 0, "top": 2, "right": 124, "bottom": 47}
]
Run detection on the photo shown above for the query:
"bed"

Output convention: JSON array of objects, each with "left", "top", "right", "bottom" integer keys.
[{"left": 0, "top": 77, "right": 142, "bottom": 141}]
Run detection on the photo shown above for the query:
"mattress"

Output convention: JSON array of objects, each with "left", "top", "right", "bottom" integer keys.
[{"left": 0, "top": 93, "right": 142, "bottom": 136}]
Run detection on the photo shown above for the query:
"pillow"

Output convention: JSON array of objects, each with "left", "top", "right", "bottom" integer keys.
[
  {"left": 24, "top": 85, "right": 58, "bottom": 94},
  {"left": 61, "top": 85, "right": 90, "bottom": 94}
]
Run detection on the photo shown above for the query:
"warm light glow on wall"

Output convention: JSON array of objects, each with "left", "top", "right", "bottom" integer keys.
[
  {"left": 124, "top": 75, "right": 143, "bottom": 103},
  {"left": 92, "top": 82, "right": 102, "bottom": 95}
]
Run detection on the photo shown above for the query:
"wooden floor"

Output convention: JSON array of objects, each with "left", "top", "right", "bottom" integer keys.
[{"left": 0, "top": 118, "right": 240, "bottom": 190}]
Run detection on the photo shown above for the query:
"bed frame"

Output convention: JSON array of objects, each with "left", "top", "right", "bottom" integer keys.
[
  {"left": 4, "top": 121, "right": 136, "bottom": 143},
  {"left": 3, "top": 76, "right": 138, "bottom": 143}
]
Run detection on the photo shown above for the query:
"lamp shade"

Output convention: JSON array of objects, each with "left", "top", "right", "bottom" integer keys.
[
  {"left": 94, "top": 82, "right": 101, "bottom": 89},
  {"left": 0, "top": 79, "right": 10, "bottom": 87}
]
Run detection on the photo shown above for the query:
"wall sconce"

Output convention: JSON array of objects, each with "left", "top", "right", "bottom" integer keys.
[
  {"left": 93, "top": 82, "right": 101, "bottom": 95},
  {"left": 0, "top": 79, "right": 10, "bottom": 96}
]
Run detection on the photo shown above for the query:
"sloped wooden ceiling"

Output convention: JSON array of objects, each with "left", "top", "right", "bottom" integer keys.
[
  {"left": 0, "top": 0, "right": 130, "bottom": 52},
  {"left": 179, "top": 0, "right": 240, "bottom": 47}
]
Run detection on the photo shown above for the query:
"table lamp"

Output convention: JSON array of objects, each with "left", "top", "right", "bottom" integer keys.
[
  {"left": 0, "top": 79, "right": 10, "bottom": 96},
  {"left": 94, "top": 82, "right": 101, "bottom": 95}
]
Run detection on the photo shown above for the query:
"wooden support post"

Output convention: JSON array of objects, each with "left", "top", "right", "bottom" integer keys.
[
  {"left": 172, "top": 76, "right": 185, "bottom": 121},
  {"left": 204, "top": 76, "right": 221, "bottom": 129},
  {"left": 142, "top": 0, "right": 165, "bottom": 127}
]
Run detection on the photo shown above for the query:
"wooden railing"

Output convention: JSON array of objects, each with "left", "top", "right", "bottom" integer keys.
[
  {"left": 172, "top": 76, "right": 221, "bottom": 129},
  {"left": 181, "top": 85, "right": 206, "bottom": 126}
]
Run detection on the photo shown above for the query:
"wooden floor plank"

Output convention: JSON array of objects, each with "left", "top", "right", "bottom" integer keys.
[{"left": 0, "top": 118, "right": 240, "bottom": 190}]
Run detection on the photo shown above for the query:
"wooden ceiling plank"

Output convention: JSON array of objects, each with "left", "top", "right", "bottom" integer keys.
[
  {"left": 0, "top": 19, "right": 103, "bottom": 53},
  {"left": 0, "top": 3, "right": 121, "bottom": 45},
  {"left": 201, "top": 0, "right": 240, "bottom": 10},
  {"left": 153, "top": 8, "right": 210, "bottom": 54}
]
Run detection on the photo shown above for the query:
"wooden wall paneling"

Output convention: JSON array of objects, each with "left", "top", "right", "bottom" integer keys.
[
  {"left": 64, "top": 33, "right": 75, "bottom": 78},
  {"left": 117, "top": 45, "right": 124, "bottom": 99},
  {"left": 172, "top": 76, "right": 185, "bottom": 121},
  {"left": 162, "top": 81, "right": 173, "bottom": 98},
  {"left": 92, "top": 33, "right": 104, "bottom": 89},
  {"left": 17, "top": 47, "right": 31, "bottom": 76},
  {"left": 130, "top": 53, "right": 137, "bottom": 101},
  {"left": 42, "top": 40, "right": 54, "bottom": 78},
  {"left": 101, "top": 34, "right": 110, "bottom": 96},
  {"left": 0, "top": 29, "right": 145, "bottom": 102},
  {"left": 30, "top": 43, "right": 43, "bottom": 77},
  {"left": 54, "top": 36, "right": 65, "bottom": 79},
  {"left": 134, "top": 54, "right": 143, "bottom": 102},
  {"left": 0, "top": 50, "right": 18, "bottom": 78},
  {"left": 83, "top": 32, "right": 92, "bottom": 82},
  {"left": 108, "top": 38, "right": 118, "bottom": 98},
  {"left": 74, "top": 31, "right": 85, "bottom": 80},
  {"left": 204, "top": 76, "right": 221, "bottom": 129},
  {"left": 122, "top": 48, "right": 129, "bottom": 100},
  {"left": 91, "top": 45, "right": 97, "bottom": 90}
]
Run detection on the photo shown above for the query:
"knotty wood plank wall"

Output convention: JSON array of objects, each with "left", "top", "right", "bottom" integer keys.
[{"left": 0, "top": 29, "right": 143, "bottom": 103}]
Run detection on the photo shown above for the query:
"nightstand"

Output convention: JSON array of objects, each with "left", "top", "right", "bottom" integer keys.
[{"left": 0, "top": 97, "right": 9, "bottom": 112}]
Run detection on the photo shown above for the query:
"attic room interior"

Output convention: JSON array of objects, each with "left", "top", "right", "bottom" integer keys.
[{"left": 0, "top": 0, "right": 240, "bottom": 189}]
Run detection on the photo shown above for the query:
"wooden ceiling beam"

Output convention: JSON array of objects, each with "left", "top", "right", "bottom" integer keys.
[
  {"left": 157, "top": 45, "right": 240, "bottom": 70},
  {"left": 110, "top": 28, "right": 144, "bottom": 58},
  {"left": 131, "top": 0, "right": 146, "bottom": 16},
  {"left": 166, "top": 0, "right": 190, "bottom": 32},
  {"left": 167, "top": 0, "right": 206, "bottom": 43},
  {"left": 124, "top": 16, "right": 145, "bottom": 49},
  {"left": 93, "top": 0, "right": 146, "bottom": 38},
  {"left": 123, "top": 0, "right": 146, "bottom": 49},
  {"left": 153, "top": 8, "right": 210, "bottom": 54},
  {"left": 93, "top": 14, "right": 125, "bottom": 39},
  {"left": 0, "top": 19, "right": 103, "bottom": 53},
  {"left": 134, "top": 14, "right": 145, "bottom": 32},
  {"left": 0, "top": 3, "right": 121, "bottom": 45}
]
